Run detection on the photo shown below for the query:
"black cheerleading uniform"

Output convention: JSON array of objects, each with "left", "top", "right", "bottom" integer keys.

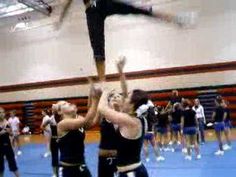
[
  {"left": 156, "top": 112, "right": 169, "bottom": 134},
  {"left": 182, "top": 109, "right": 197, "bottom": 135},
  {"left": 58, "top": 128, "right": 91, "bottom": 177},
  {"left": 117, "top": 117, "right": 148, "bottom": 177},
  {"left": 0, "top": 123, "right": 18, "bottom": 173},
  {"left": 214, "top": 106, "right": 225, "bottom": 132},
  {"left": 83, "top": 0, "right": 153, "bottom": 61},
  {"left": 171, "top": 109, "right": 182, "bottom": 132},
  {"left": 98, "top": 118, "right": 118, "bottom": 177}
]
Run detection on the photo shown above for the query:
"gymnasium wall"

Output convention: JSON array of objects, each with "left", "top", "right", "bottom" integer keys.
[{"left": 0, "top": 0, "right": 236, "bottom": 101}]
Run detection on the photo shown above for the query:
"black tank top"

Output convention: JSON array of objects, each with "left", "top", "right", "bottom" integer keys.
[
  {"left": 214, "top": 106, "right": 224, "bottom": 122},
  {"left": 147, "top": 119, "right": 153, "bottom": 132},
  {"left": 171, "top": 110, "right": 182, "bottom": 124},
  {"left": 0, "top": 124, "right": 11, "bottom": 147},
  {"left": 117, "top": 117, "right": 145, "bottom": 167},
  {"left": 158, "top": 112, "right": 169, "bottom": 128},
  {"left": 58, "top": 128, "right": 85, "bottom": 164},
  {"left": 99, "top": 118, "right": 118, "bottom": 150},
  {"left": 183, "top": 109, "right": 196, "bottom": 127}
]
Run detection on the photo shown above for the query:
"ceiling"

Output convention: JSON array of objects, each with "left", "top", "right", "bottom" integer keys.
[
  {"left": 0, "top": 0, "right": 71, "bottom": 33},
  {"left": 0, "top": 0, "right": 56, "bottom": 18}
]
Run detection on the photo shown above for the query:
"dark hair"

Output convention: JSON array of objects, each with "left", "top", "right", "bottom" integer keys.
[
  {"left": 130, "top": 89, "right": 149, "bottom": 111},
  {"left": 42, "top": 109, "right": 50, "bottom": 115},
  {"left": 10, "top": 110, "right": 16, "bottom": 114},
  {"left": 182, "top": 99, "right": 192, "bottom": 108},
  {"left": 215, "top": 95, "right": 223, "bottom": 104},
  {"left": 173, "top": 103, "right": 181, "bottom": 110},
  {"left": 157, "top": 106, "right": 164, "bottom": 112}
]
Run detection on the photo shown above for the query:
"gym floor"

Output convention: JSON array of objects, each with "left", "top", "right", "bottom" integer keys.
[{"left": 4, "top": 129, "right": 236, "bottom": 177}]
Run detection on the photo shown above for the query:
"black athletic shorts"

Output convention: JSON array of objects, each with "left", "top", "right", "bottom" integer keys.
[
  {"left": 98, "top": 156, "right": 117, "bottom": 177},
  {"left": 61, "top": 164, "right": 91, "bottom": 177}
]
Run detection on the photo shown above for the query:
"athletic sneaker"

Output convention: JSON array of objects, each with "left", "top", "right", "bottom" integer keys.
[
  {"left": 145, "top": 158, "right": 150, "bottom": 162},
  {"left": 44, "top": 152, "right": 50, "bottom": 158},
  {"left": 169, "top": 141, "right": 173, "bottom": 145},
  {"left": 214, "top": 150, "right": 224, "bottom": 156},
  {"left": 223, "top": 144, "right": 232, "bottom": 151},
  {"left": 196, "top": 154, "right": 201, "bottom": 159},
  {"left": 17, "top": 150, "right": 22, "bottom": 156},
  {"left": 163, "top": 147, "right": 171, "bottom": 152},
  {"left": 177, "top": 141, "right": 181, "bottom": 145},
  {"left": 185, "top": 155, "right": 192, "bottom": 161},
  {"left": 156, "top": 156, "right": 165, "bottom": 162},
  {"left": 170, "top": 148, "right": 175, "bottom": 152},
  {"left": 182, "top": 148, "right": 187, "bottom": 154}
]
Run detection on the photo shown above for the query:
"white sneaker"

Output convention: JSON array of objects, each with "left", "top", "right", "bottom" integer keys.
[
  {"left": 214, "top": 150, "right": 224, "bottom": 156},
  {"left": 175, "top": 11, "right": 198, "bottom": 28},
  {"left": 177, "top": 141, "right": 181, "bottom": 145},
  {"left": 156, "top": 156, "right": 165, "bottom": 162},
  {"left": 196, "top": 154, "right": 201, "bottom": 159},
  {"left": 223, "top": 144, "right": 232, "bottom": 151},
  {"left": 52, "top": 175, "right": 56, "bottom": 177},
  {"left": 145, "top": 158, "right": 150, "bottom": 162},
  {"left": 17, "top": 151, "right": 22, "bottom": 156},
  {"left": 164, "top": 147, "right": 171, "bottom": 152},
  {"left": 182, "top": 148, "right": 187, "bottom": 154},
  {"left": 185, "top": 155, "right": 192, "bottom": 161},
  {"left": 169, "top": 141, "right": 173, "bottom": 145},
  {"left": 44, "top": 152, "right": 50, "bottom": 158},
  {"left": 170, "top": 148, "right": 175, "bottom": 152}
]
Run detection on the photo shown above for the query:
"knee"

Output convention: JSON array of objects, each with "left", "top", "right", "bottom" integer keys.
[{"left": 95, "top": 57, "right": 105, "bottom": 62}]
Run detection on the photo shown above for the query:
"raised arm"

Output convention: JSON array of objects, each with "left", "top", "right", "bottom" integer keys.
[
  {"left": 180, "top": 116, "right": 184, "bottom": 134},
  {"left": 58, "top": 80, "right": 102, "bottom": 131},
  {"left": 116, "top": 56, "right": 128, "bottom": 100},
  {"left": 201, "top": 106, "right": 206, "bottom": 124}
]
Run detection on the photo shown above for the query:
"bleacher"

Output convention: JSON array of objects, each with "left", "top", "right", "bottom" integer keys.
[{"left": 0, "top": 85, "right": 235, "bottom": 134}]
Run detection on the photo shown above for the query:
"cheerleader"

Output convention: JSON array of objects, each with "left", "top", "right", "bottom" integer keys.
[
  {"left": 181, "top": 99, "right": 201, "bottom": 160},
  {"left": 143, "top": 103, "right": 165, "bottom": 162},
  {"left": 156, "top": 106, "right": 170, "bottom": 151},
  {"left": 169, "top": 103, "right": 182, "bottom": 151},
  {"left": 57, "top": 81, "right": 102, "bottom": 177},
  {"left": 0, "top": 107, "right": 20, "bottom": 177},
  {"left": 212, "top": 96, "right": 227, "bottom": 156}
]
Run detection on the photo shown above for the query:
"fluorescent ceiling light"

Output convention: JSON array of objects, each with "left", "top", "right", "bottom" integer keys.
[{"left": 0, "top": 3, "right": 33, "bottom": 18}]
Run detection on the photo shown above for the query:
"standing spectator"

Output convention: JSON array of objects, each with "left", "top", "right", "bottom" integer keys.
[
  {"left": 192, "top": 99, "right": 206, "bottom": 144},
  {"left": 41, "top": 109, "right": 51, "bottom": 158},
  {"left": 8, "top": 110, "right": 22, "bottom": 156}
]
